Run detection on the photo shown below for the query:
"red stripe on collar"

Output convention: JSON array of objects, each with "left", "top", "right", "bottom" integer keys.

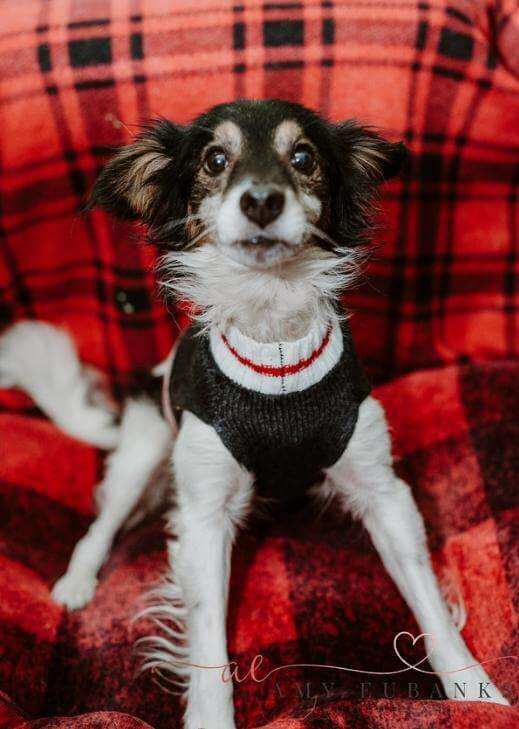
[{"left": 221, "top": 326, "right": 332, "bottom": 378}]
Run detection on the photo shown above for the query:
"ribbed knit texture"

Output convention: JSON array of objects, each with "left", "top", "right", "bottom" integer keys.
[
  {"left": 208, "top": 318, "right": 344, "bottom": 395},
  {"left": 169, "top": 321, "right": 371, "bottom": 501}
]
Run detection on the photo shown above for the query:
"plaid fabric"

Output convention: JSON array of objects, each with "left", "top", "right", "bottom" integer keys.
[
  {"left": 0, "top": 361, "right": 517, "bottom": 726},
  {"left": 1, "top": 0, "right": 518, "bottom": 727},
  {"left": 0, "top": 701, "right": 515, "bottom": 729},
  {"left": 0, "top": 0, "right": 518, "bottom": 384}
]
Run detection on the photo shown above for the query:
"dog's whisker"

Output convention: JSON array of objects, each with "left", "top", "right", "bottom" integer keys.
[
  {"left": 184, "top": 225, "right": 216, "bottom": 250},
  {"left": 306, "top": 223, "right": 367, "bottom": 263},
  {"left": 167, "top": 213, "right": 204, "bottom": 230},
  {"left": 148, "top": 214, "right": 206, "bottom": 247},
  {"left": 305, "top": 222, "right": 341, "bottom": 250}
]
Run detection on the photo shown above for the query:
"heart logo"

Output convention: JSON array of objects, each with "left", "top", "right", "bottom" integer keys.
[{"left": 393, "top": 631, "right": 436, "bottom": 672}]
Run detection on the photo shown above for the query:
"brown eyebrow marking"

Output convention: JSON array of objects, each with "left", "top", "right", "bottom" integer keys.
[
  {"left": 273, "top": 120, "right": 303, "bottom": 156},
  {"left": 211, "top": 120, "right": 243, "bottom": 156}
]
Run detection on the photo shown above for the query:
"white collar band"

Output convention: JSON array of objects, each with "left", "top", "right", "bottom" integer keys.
[{"left": 209, "top": 318, "right": 343, "bottom": 395}]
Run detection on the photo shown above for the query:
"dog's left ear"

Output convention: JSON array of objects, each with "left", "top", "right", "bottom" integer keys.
[{"left": 335, "top": 122, "right": 408, "bottom": 182}]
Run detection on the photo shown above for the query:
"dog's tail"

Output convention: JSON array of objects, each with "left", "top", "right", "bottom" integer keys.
[{"left": 0, "top": 321, "right": 119, "bottom": 449}]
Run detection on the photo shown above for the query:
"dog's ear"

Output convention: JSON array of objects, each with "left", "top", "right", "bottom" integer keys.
[
  {"left": 89, "top": 119, "right": 185, "bottom": 222},
  {"left": 335, "top": 121, "right": 408, "bottom": 183}
]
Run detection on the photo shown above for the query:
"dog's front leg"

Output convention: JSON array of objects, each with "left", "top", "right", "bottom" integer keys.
[
  {"left": 172, "top": 412, "right": 253, "bottom": 729},
  {"left": 325, "top": 396, "right": 508, "bottom": 705}
]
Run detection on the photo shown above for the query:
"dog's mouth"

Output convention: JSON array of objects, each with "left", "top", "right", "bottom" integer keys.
[
  {"left": 237, "top": 235, "right": 287, "bottom": 249},
  {"left": 219, "top": 235, "right": 300, "bottom": 268}
]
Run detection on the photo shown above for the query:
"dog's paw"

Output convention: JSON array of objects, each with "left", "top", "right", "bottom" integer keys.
[{"left": 51, "top": 572, "right": 98, "bottom": 610}]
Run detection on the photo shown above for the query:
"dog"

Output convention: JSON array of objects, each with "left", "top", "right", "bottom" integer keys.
[{"left": 0, "top": 100, "right": 508, "bottom": 727}]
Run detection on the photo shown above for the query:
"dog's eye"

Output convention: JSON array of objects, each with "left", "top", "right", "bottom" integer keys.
[
  {"left": 205, "top": 148, "right": 228, "bottom": 175},
  {"left": 290, "top": 144, "right": 315, "bottom": 175}
]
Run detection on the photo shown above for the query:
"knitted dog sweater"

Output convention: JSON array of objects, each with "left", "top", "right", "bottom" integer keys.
[{"left": 167, "top": 317, "right": 371, "bottom": 501}]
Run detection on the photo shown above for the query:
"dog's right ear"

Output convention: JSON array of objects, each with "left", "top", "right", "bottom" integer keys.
[{"left": 88, "top": 120, "right": 184, "bottom": 222}]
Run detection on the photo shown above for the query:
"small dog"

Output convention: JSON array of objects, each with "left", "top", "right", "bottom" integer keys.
[{"left": 0, "top": 100, "right": 508, "bottom": 727}]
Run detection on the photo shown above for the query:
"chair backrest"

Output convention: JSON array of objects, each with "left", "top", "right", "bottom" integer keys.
[{"left": 1, "top": 0, "right": 517, "bottom": 385}]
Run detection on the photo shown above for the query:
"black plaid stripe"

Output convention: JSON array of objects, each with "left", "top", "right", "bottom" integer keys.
[
  {"left": 460, "top": 363, "right": 519, "bottom": 515},
  {"left": 382, "top": 0, "right": 430, "bottom": 374},
  {"left": 36, "top": 3, "right": 118, "bottom": 386}
]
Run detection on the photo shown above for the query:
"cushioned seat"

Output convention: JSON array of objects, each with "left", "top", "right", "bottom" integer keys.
[{"left": 1, "top": 362, "right": 517, "bottom": 727}]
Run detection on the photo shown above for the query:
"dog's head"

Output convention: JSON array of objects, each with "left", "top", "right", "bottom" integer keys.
[{"left": 90, "top": 100, "right": 406, "bottom": 270}]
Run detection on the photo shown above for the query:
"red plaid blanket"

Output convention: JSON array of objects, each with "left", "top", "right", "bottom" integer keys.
[
  {"left": 0, "top": 0, "right": 518, "bottom": 727},
  {"left": 0, "top": 362, "right": 517, "bottom": 727}
]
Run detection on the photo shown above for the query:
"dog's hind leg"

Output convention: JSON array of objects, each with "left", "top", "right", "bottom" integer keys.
[
  {"left": 52, "top": 397, "right": 172, "bottom": 610},
  {"left": 324, "top": 396, "right": 509, "bottom": 705}
]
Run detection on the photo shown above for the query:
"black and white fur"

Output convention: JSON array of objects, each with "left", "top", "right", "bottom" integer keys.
[{"left": 0, "top": 100, "right": 507, "bottom": 727}]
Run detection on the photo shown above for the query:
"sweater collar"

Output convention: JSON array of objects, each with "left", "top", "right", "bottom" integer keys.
[{"left": 209, "top": 317, "right": 343, "bottom": 395}]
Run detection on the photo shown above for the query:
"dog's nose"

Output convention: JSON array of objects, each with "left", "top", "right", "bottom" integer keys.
[{"left": 240, "top": 186, "right": 285, "bottom": 228}]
